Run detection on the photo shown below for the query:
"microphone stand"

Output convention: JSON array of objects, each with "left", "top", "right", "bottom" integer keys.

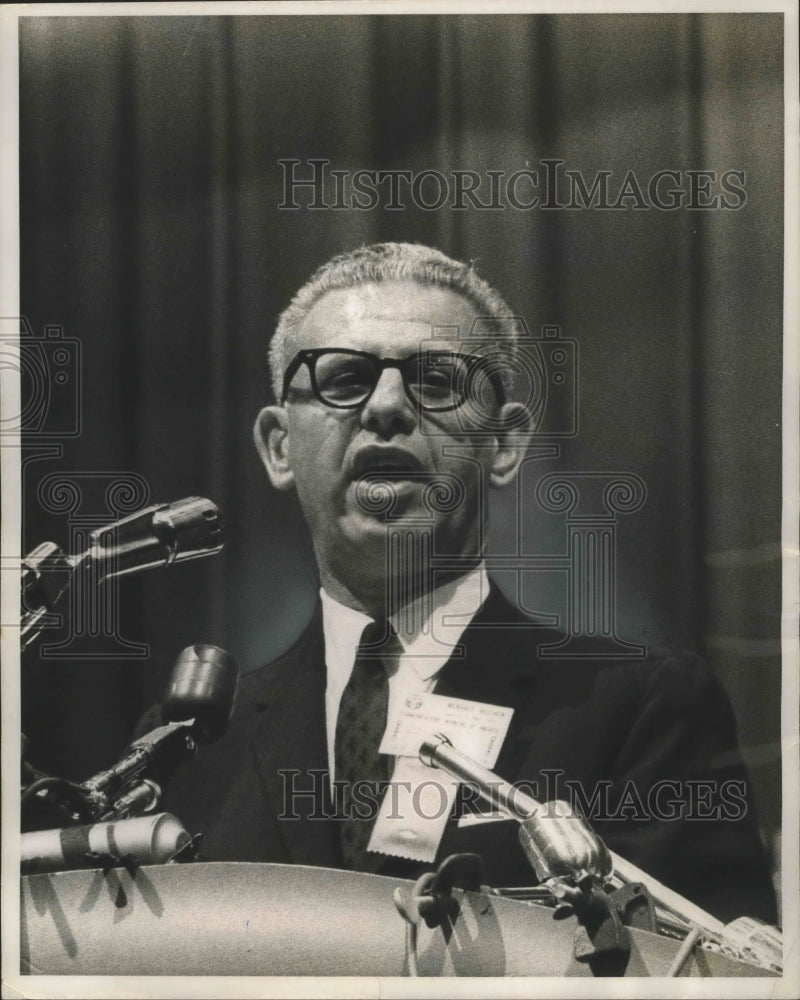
[
  {"left": 21, "top": 642, "right": 239, "bottom": 874},
  {"left": 419, "top": 733, "right": 782, "bottom": 973},
  {"left": 20, "top": 542, "right": 74, "bottom": 650},
  {"left": 80, "top": 720, "right": 198, "bottom": 821},
  {"left": 20, "top": 718, "right": 204, "bottom": 874}
]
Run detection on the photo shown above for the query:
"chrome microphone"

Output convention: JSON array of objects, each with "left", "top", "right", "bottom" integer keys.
[
  {"left": 419, "top": 733, "right": 784, "bottom": 972},
  {"left": 419, "top": 733, "right": 612, "bottom": 882},
  {"left": 21, "top": 812, "right": 192, "bottom": 875}
]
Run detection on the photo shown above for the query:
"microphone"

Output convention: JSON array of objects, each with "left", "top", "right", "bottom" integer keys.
[
  {"left": 21, "top": 541, "right": 73, "bottom": 612},
  {"left": 418, "top": 734, "right": 775, "bottom": 962},
  {"left": 21, "top": 812, "right": 193, "bottom": 875},
  {"left": 20, "top": 542, "right": 75, "bottom": 648},
  {"left": 81, "top": 645, "right": 239, "bottom": 820},
  {"left": 161, "top": 643, "right": 240, "bottom": 742},
  {"left": 78, "top": 496, "right": 224, "bottom": 582},
  {"left": 21, "top": 497, "right": 224, "bottom": 649},
  {"left": 419, "top": 733, "right": 612, "bottom": 883}
]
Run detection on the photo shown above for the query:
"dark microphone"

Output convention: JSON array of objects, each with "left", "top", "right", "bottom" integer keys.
[
  {"left": 161, "top": 643, "right": 240, "bottom": 741},
  {"left": 78, "top": 496, "right": 224, "bottom": 582},
  {"left": 21, "top": 497, "right": 224, "bottom": 649},
  {"left": 20, "top": 542, "right": 74, "bottom": 648},
  {"left": 82, "top": 645, "right": 239, "bottom": 820}
]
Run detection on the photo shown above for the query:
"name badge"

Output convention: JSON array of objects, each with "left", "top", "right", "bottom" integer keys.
[
  {"left": 369, "top": 694, "right": 513, "bottom": 862},
  {"left": 379, "top": 692, "right": 513, "bottom": 766}
]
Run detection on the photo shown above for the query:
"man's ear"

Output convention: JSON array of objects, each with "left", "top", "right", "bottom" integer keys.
[
  {"left": 253, "top": 406, "right": 295, "bottom": 491},
  {"left": 488, "top": 402, "right": 534, "bottom": 488}
]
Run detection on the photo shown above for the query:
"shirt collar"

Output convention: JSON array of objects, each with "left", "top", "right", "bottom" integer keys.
[
  {"left": 320, "top": 591, "right": 372, "bottom": 691},
  {"left": 320, "top": 564, "right": 489, "bottom": 683}
]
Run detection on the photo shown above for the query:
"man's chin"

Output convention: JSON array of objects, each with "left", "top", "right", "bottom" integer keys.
[
  {"left": 347, "top": 477, "right": 427, "bottom": 523},
  {"left": 343, "top": 504, "right": 427, "bottom": 537}
]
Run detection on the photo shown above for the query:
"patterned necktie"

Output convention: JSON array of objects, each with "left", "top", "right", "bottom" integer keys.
[{"left": 335, "top": 618, "right": 398, "bottom": 870}]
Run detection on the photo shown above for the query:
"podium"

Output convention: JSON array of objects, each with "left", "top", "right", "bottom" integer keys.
[{"left": 21, "top": 862, "right": 769, "bottom": 977}]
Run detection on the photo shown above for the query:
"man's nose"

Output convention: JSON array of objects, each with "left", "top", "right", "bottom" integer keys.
[{"left": 359, "top": 366, "right": 417, "bottom": 436}]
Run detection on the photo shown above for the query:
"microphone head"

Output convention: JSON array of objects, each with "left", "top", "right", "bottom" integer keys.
[
  {"left": 162, "top": 644, "right": 240, "bottom": 742},
  {"left": 152, "top": 497, "right": 224, "bottom": 562},
  {"left": 87, "top": 496, "right": 224, "bottom": 582}
]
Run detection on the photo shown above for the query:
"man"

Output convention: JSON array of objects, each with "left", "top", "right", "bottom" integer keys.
[{"left": 156, "top": 242, "right": 776, "bottom": 926}]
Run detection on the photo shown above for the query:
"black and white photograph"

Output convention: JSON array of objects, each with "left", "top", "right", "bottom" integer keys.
[{"left": 2, "top": 1, "right": 798, "bottom": 996}]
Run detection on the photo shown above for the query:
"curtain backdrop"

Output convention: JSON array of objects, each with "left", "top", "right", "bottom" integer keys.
[{"left": 19, "top": 13, "right": 783, "bottom": 883}]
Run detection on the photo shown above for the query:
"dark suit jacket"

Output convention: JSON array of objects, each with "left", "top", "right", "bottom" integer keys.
[{"left": 151, "top": 587, "right": 777, "bottom": 926}]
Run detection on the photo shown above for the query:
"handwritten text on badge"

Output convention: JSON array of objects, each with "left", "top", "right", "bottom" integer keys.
[{"left": 379, "top": 692, "right": 513, "bottom": 768}]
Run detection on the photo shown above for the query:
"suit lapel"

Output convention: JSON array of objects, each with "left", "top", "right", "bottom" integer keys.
[
  {"left": 434, "top": 585, "right": 560, "bottom": 789},
  {"left": 435, "top": 585, "right": 546, "bottom": 697},
  {"left": 249, "top": 606, "right": 342, "bottom": 868}
]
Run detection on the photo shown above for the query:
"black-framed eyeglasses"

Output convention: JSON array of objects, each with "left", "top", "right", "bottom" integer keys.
[{"left": 280, "top": 348, "right": 506, "bottom": 412}]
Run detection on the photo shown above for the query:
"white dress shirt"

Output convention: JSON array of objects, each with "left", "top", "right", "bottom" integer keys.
[{"left": 321, "top": 565, "right": 490, "bottom": 781}]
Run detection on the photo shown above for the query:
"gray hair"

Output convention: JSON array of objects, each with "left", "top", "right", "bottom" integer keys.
[{"left": 268, "top": 242, "right": 523, "bottom": 402}]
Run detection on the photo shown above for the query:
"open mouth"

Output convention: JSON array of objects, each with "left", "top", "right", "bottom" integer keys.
[
  {"left": 361, "top": 465, "right": 420, "bottom": 478},
  {"left": 351, "top": 447, "right": 426, "bottom": 479}
]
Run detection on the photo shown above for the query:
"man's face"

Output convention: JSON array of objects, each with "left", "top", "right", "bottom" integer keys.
[{"left": 256, "top": 279, "right": 528, "bottom": 599}]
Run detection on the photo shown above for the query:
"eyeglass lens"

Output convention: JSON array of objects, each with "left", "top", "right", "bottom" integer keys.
[{"left": 312, "top": 352, "right": 466, "bottom": 409}]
